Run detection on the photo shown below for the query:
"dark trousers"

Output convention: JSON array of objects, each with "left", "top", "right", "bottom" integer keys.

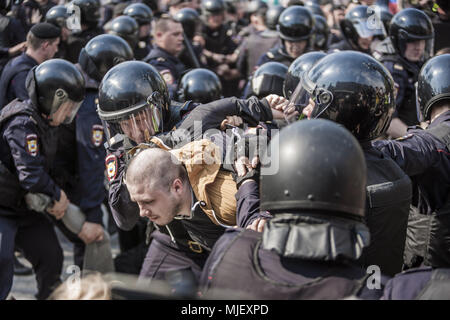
[
  {"left": 139, "top": 231, "right": 208, "bottom": 283},
  {"left": 0, "top": 214, "right": 63, "bottom": 300}
]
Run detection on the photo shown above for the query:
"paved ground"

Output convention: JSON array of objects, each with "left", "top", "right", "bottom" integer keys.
[{"left": 9, "top": 227, "right": 120, "bottom": 300}]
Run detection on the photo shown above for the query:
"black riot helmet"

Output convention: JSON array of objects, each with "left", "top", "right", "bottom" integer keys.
[
  {"left": 312, "top": 14, "right": 329, "bottom": 50},
  {"left": 305, "top": 1, "right": 325, "bottom": 17},
  {"left": 416, "top": 54, "right": 450, "bottom": 122},
  {"left": 71, "top": 0, "right": 100, "bottom": 26},
  {"left": 245, "top": 0, "right": 268, "bottom": 19},
  {"left": 108, "top": 15, "right": 140, "bottom": 49},
  {"left": 78, "top": 34, "right": 134, "bottom": 83},
  {"left": 389, "top": 8, "right": 434, "bottom": 61},
  {"left": 260, "top": 119, "right": 367, "bottom": 220},
  {"left": 123, "top": 3, "right": 153, "bottom": 26},
  {"left": 26, "top": 59, "right": 85, "bottom": 124},
  {"left": 177, "top": 68, "right": 222, "bottom": 104},
  {"left": 264, "top": 5, "right": 284, "bottom": 31},
  {"left": 379, "top": 7, "right": 393, "bottom": 38},
  {"left": 174, "top": 8, "right": 200, "bottom": 40},
  {"left": 277, "top": 6, "right": 315, "bottom": 44},
  {"left": 45, "top": 5, "right": 69, "bottom": 29},
  {"left": 97, "top": 61, "right": 170, "bottom": 144},
  {"left": 283, "top": 51, "right": 326, "bottom": 99},
  {"left": 201, "top": 0, "right": 225, "bottom": 16},
  {"left": 340, "top": 5, "right": 385, "bottom": 52},
  {"left": 0, "top": 0, "right": 12, "bottom": 12},
  {"left": 290, "top": 51, "right": 395, "bottom": 142},
  {"left": 251, "top": 62, "right": 288, "bottom": 98}
]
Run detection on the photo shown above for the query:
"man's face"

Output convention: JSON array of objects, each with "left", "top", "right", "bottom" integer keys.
[
  {"left": 128, "top": 180, "right": 181, "bottom": 226},
  {"left": 285, "top": 40, "right": 308, "bottom": 59},
  {"left": 207, "top": 12, "right": 225, "bottom": 29},
  {"left": 43, "top": 38, "right": 60, "bottom": 60},
  {"left": 157, "top": 21, "right": 184, "bottom": 56},
  {"left": 48, "top": 100, "right": 81, "bottom": 126},
  {"left": 357, "top": 36, "right": 373, "bottom": 51},
  {"left": 333, "top": 9, "right": 345, "bottom": 26},
  {"left": 404, "top": 40, "right": 426, "bottom": 62}
]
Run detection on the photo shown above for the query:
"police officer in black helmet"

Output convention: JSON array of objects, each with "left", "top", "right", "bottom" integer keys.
[
  {"left": 45, "top": 5, "right": 71, "bottom": 60},
  {"left": 0, "top": 59, "right": 85, "bottom": 300},
  {"left": 200, "top": 119, "right": 387, "bottom": 299},
  {"left": 292, "top": 51, "right": 412, "bottom": 276},
  {"left": 177, "top": 68, "right": 222, "bottom": 105},
  {"left": 48, "top": 34, "right": 133, "bottom": 271},
  {"left": 97, "top": 60, "right": 288, "bottom": 282},
  {"left": 123, "top": 3, "right": 154, "bottom": 60},
  {"left": 65, "top": 0, "right": 104, "bottom": 64},
  {"left": 374, "top": 8, "right": 434, "bottom": 138},
  {"left": 107, "top": 15, "right": 140, "bottom": 54},
  {"left": 242, "top": 61, "right": 287, "bottom": 99},
  {"left": 283, "top": 51, "right": 326, "bottom": 100},
  {"left": 256, "top": 5, "right": 315, "bottom": 68},
  {"left": 328, "top": 5, "right": 384, "bottom": 54},
  {"left": 373, "top": 54, "right": 450, "bottom": 277}
]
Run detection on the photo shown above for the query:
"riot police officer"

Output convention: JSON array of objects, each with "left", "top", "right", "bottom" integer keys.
[
  {"left": 234, "top": 4, "right": 282, "bottom": 80},
  {"left": 45, "top": 5, "right": 72, "bottom": 60},
  {"left": 123, "top": 3, "right": 153, "bottom": 60},
  {"left": 97, "top": 60, "right": 286, "bottom": 282},
  {"left": 143, "top": 16, "right": 186, "bottom": 99},
  {"left": 282, "top": 51, "right": 326, "bottom": 100},
  {"left": 374, "top": 8, "right": 434, "bottom": 138},
  {"left": 256, "top": 5, "right": 315, "bottom": 68},
  {"left": 328, "top": 5, "right": 384, "bottom": 54},
  {"left": 177, "top": 68, "right": 222, "bottom": 104},
  {"left": 200, "top": 119, "right": 386, "bottom": 299},
  {"left": 243, "top": 61, "right": 287, "bottom": 99},
  {"left": 373, "top": 53, "right": 450, "bottom": 274},
  {"left": 312, "top": 14, "right": 329, "bottom": 51},
  {"left": 65, "top": 0, "right": 104, "bottom": 63},
  {"left": 0, "top": 59, "right": 85, "bottom": 300},
  {"left": 107, "top": 15, "right": 140, "bottom": 55},
  {"left": 200, "top": 0, "right": 240, "bottom": 97},
  {"left": 296, "top": 51, "right": 412, "bottom": 276},
  {"left": 49, "top": 34, "right": 133, "bottom": 270}
]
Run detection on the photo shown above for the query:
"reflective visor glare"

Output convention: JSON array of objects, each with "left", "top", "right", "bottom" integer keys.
[
  {"left": 285, "top": 73, "right": 312, "bottom": 123},
  {"left": 118, "top": 106, "right": 162, "bottom": 144},
  {"left": 415, "top": 82, "right": 424, "bottom": 123}
]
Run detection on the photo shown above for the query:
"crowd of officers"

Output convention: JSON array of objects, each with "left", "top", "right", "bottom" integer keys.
[{"left": 0, "top": 0, "right": 449, "bottom": 300}]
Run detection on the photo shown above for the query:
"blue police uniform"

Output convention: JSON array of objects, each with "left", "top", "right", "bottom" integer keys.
[
  {"left": 373, "top": 110, "right": 450, "bottom": 267},
  {"left": 0, "top": 52, "right": 37, "bottom": 109},
  {"left": 0, "top": 99, "right": 63, "bottom": 300},
  {"left": 379, "top": 54, "right": 423, "bottom": 127},
  {"left": 49, "top": 68, "right": 106, "bottom": 268},
  {"left": 144, "top": 46, "right": 186, "bottom": 99}
]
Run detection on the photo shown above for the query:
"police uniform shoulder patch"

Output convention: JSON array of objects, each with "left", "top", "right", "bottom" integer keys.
[
  {"left": 138, "top": 41, "right": 146, "bottom": 49},
  {"left": 26, "top": 134, "right": 38, "bottom": 156},
  {"left": 159, "top": 69, "right": 174, "bottom": 85},
  {"left": 396, "top": 133, "right": 414, "bottom": 141},
  {"left": 105, "top": 154, "right": 118, "bottom": 182},
  {"left": 394, "top": 63, "right": 404, "bottom": 71},
  {"left": 267, "top": 51, "right": 274, "bottom": 59},
  {"left": 91, "top": 124, "right": 104, "bottom": 147},
  {"left": 157, "top": 57, "right": 166, "bottom": 62}
]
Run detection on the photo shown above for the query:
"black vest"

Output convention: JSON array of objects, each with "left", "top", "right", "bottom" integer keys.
[
  {"left": 207, "top": 229, "right": 369, "bottom": 299},
  {"left": 0, "top": 99, "right": 58, "bottom": 211},
  {"left": 360, "top": 147, "right": 412, "bottom": 276}
]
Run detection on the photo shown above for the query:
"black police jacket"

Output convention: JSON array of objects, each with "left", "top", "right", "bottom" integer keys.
[{"left": 0, "top": 99, "right": 60, "bottom": 216}]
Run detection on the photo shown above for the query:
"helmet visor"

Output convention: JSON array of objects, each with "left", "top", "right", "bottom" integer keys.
[
  {"left": 353, "top": 19, "right": 384, "bottom": 39},
  {"left": 285, "top": 72, "right": 334, "bottom": 122},
  {"left": 49, "top": 98, "right": 83, "bottom": 125},
  {"left": 415, "top": 82, "right": 425, "bottom": 123},
  {"left": 104, "top": 106, "right": 162, "bottom": 144}
]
